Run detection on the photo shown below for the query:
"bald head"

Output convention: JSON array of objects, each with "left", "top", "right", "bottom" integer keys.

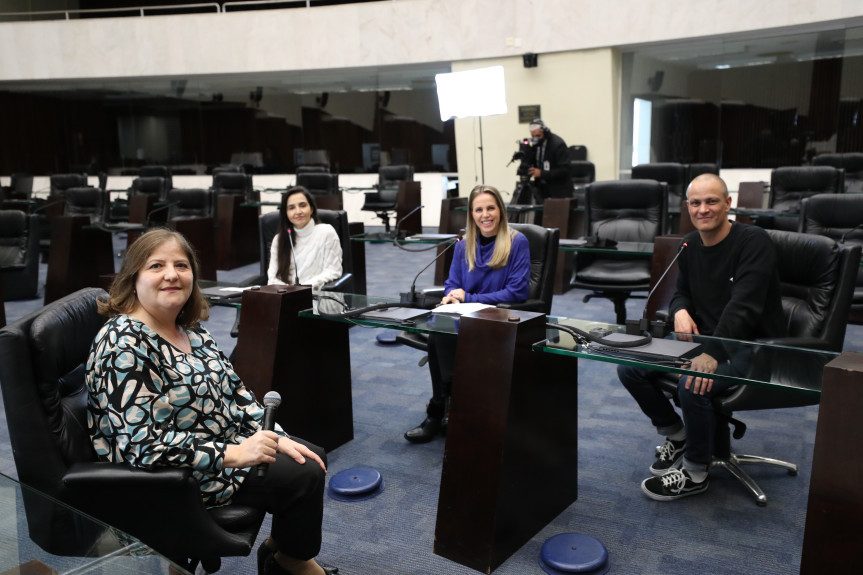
[{"left": 686, "top": 173, "right": 728, "bottom": 200}]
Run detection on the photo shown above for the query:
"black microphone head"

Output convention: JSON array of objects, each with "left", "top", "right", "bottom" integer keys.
[{"left": 263, "top": 391, "right": 282, "bottom": 408}]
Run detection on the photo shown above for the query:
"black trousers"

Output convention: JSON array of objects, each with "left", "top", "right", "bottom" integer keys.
[
  {"left": 426, "top": 332, "right": 458, "bottom": 418},
  {"left": 232, "top": 437, "right": 327, "bottom": 560}
]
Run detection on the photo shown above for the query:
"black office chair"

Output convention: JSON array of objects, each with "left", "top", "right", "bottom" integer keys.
[
  {"left": 9, "top": 173, "right": 34, "bottom": 199},
  {"left": 570, "top": 179, "right": 667, "bottom": 324},
  {"left": 653, "top": 230, "right": 860, "bottom": 505},
  {"left": 686, "top": 163, "right": 719, "bottom": 181},
  {"left": 50, "top": 173, "right": 88, "bottom": 196},
  {"left": 569, "top": 161, "right": 596, "bottom": 185},
  {"left": 296, "top": 165, "right": 329, "bottom": 174},
  {"left": 813, "top": 152, "right": 863, "bottom": 193},
  {"left": 230, "top": 210, "right": 354, "bottom": 337},
  {"left": 0, "top": 288, "right": 265, "bottom": 572},
  {"left": 396, "top": 223, "right": 559, "bottom": 354},
  {"left": 361, "top": 165, "right": 414, "bottom": 232},
  {"left": 297, "top": 172, "right": 341, "bottom": 209},
  {"left": 63, "top": 186, "right": 107, "bottom": 225},
  {"left": 139, "top": 165, "right": 174, "bottom": 193},
  {"left": 568, "top": 145, "right": 588, "bottom": 161},
  {"left": 769, "top": 166, "right": 844, "bottom": 231},
  {"left": 0, "top": 210, "right": 40, "bottom": 301},
  {"left": 130, "top": 176, "right": 168, "bottom": 201},
  {"left": 799, "top": 193, "right": 863, "bottom": 323},
  {"left": 212, "top": 171, "right": 253, "bottom": 202},
  {"left": 167, "top": 188, "right": 214, "bottom": 219},
  {"left": 631, "top": 163, "right": 687, "bottom": 233}
]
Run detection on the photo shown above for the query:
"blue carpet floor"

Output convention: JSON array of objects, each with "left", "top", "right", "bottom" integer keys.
[{"left": 2, "top": 228, "right": 860, "bottom": 574}]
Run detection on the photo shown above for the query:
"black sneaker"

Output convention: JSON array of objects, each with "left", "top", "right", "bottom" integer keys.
[
  {"left": 641, "top": 468, "right": 708, "bottom": 501},
  {"left": 650, "top": 438, "right": 686, "bottom": 476}
]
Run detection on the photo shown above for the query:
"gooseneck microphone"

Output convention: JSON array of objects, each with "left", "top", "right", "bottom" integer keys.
[
  {"left": 284, "top": 228, "right": 302, "bottom": 286},
  {"left": 393, "top": 204, "right": 424, "bottom": 241},
  {"left": 626, "top": 241, "right": 688, "bottom": 336},
  {"left": 400, "top": 237, "right": 461, "bottom": 306},
  {"left": 257, "top": 391, "right": 282, "bottom": 478},
  {"left": 144, "top": 200, "right": 182, "bottom": 227}
]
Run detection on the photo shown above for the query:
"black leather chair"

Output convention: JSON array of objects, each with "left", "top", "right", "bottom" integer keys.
[
  {"left": 569, "top": 160, "right": 596, "bottom": 185},
  {"left": 139, "top": 165, "right": 173, "bottom": 193},
  {"left": 396, "top": 223, "right": 559, "bottom": 353},
  {"left": 361, "top": 165, "right": 414, "bottom": 232},
  {"left": 769, "top": 166, "right": 844, "bottom": 231},
  {"left": 212, "top": 171, "right": 253, "bottom": 202},
  {"left": 230, "top": 210, "right": 354, "bottom": 337},
  {"left": 686, "top": 163, "right": 719, "bottom": 181},
  {"left": 570, "top": 179, "right": 667, "bottom": 324},
  {"left": 813, "top": 152, "right": 863, "bottom": 193},
  {"left": 296, "top": 165, "right": 329, "bottom": 174},
  {"left": 0, "top": 288, "right": 265, "bottom": 571},
  {"left": 568, "top": 145, "right": 588, "bottom": 161},
  {"left": 631, "top": 162, "right": 687, "bottom": 233},
  {"left": 297, "top": 172, "right": 341, "bottom": 209},
  {"left": 654, "top": 230, "right": 860, "bottom": 505},
  {"left": 799, "top": 193, "right": 863, "bottom": 323},
  {"left": 9, "top": 173, "right": 34, "bottom": 199},
  {"left": 130, "top": 176, "right": 168, "bottom": 201},
  {"left": 63, "top": 187, "right": 107, "bottom": 224},
  {"left": 167, "top": 188, "right": 214, "bottom": 219},
  {"left": 50, "top": 173, "right": 88, "bottom": 196},
  {"left": 0, "top": 210, "right": 39, "bottom": 301}
]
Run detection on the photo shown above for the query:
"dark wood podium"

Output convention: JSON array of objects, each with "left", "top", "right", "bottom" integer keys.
[
  {"left": 216, "top": 194, "right": 259, "bottom": 270},
  {"left": 433, "top": 197, "right": 467, "bottom": 285},
  {"left": 44, "top": 216, "right": 115, "bottom": 304},
  {"left": 230, "top": 286, "right": 354, "bottom": 452},
  {"left": 542, "top": 197, "right": 582, "bottom": 294},
  {"left": 434, "top": 308, "right": 577, "bottom": 573}
]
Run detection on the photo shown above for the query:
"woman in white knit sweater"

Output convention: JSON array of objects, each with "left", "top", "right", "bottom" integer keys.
[{"left": 267, "top": 186, "right": 343, "bottom": 290}]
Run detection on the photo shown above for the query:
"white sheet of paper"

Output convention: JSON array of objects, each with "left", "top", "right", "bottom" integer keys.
[{"left": 433, "top": 302, "right": 495, "bottom": 315}]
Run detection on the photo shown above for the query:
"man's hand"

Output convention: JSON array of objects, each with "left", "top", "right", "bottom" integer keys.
[
  {"left": 684, "top": 352, "right": 718, "bottom": 395},
  {"left": 674, "top": 309, "right": 700, "bottom": 342},
  {"left": 528, "top": 167, "right": 542, "bottom": 179}
]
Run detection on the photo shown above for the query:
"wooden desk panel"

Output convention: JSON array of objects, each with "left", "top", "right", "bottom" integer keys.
[
  {"left": 434, "top": 308, "right": 578, "bottom": 573},
  {"left": 801, "top": 351, "right": 863, "bottom": 574},
  {"left": 434, "top": 197, "right": 467, "bottom": 285},
  {"left": 542, "top": 197, "right": 581, "bottom": 294},
  {"left": 395, "top": 181, "right": 422, "bottom": 236},
  {"left": 231, "top": 286, "right": 354, "bottom": 452},
  {"left": 216, "top": 194, "right": 260, "bottom": 270},
  {"left": 171, "top": 217, "right": 217, "bottom": 281},
  {"left": 44, "top": 216, "right": 115, "bottom": 304}
]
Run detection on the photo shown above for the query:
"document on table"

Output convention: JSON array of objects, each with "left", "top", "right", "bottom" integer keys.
[{"left": 433, "top": 302, "right": 495, "bottom": 315}]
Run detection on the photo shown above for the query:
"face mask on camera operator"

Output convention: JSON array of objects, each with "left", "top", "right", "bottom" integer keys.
[{"left": 523, "top": 119, "right": 574, "bottom": 199}]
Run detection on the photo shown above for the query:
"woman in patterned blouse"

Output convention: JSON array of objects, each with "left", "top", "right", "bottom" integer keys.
[{"left": 86, "top": 229, "right": 336, "bottom": 575}]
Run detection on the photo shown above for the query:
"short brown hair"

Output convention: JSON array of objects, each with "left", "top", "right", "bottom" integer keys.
[{"left": 98, "top": 228, "right": 209, "bottom": 328}]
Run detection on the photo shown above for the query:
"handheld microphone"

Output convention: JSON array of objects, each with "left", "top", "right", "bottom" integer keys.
[
  {"left": 393, "top": 204, "right": 424, "bottom": 241},
  {"left": 285, "top": 228, "right": 301, "bottom": 286},
  {"left": 399, "top": 236, "right": 462, "bottom": 307},
  {"left": 840, "top": 224, "right": 863, "bottom": 244},
  {"left": 257, "top": 391, "right": 282, "bottom": 478},
  {"left": 626, "top": 241, "right": 688, "bottom": 336},
  {"left": 145, "top": 201, "right": 182, "bottom": 227}
]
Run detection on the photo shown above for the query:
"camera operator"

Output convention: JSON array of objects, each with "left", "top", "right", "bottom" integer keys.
[{"left": 526, "top": 119, "right": 573, "bottom": 199}]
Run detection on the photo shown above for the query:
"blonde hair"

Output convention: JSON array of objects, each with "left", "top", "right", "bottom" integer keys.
[
  {"left": 98, "top": 228, "right": 209, "bottom": 329},
  {"left": 463, "top": 185, "right": 514, "bottom": 271}
]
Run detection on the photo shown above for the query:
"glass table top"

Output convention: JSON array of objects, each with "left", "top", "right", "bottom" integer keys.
[
  {"left": 539, "top": 317, "right": 834, "bottom": 396},
  {"left": 0, "top": 472, "right": 187, "bottom": 574}
]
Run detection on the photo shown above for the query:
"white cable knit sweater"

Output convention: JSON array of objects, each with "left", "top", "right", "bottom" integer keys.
[{"left": 267, "top": 219, "right": 343, "bottom": 290}]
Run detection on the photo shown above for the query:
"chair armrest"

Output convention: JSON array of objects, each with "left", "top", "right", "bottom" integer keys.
[
  {"left": 0, "top": 264, "right": 26, "bottom": 272},
  {"left": 63, "top": 463, "right": 247, "bottom": 559},
  {"left": 323, "top": 273, "right": 353, "bottom": 292}
]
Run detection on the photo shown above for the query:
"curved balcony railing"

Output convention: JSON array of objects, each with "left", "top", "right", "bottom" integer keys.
[{"left": 0, "top": 0, "right": 388, "bottom": 21}]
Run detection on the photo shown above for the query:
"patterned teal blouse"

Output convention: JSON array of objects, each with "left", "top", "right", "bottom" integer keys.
[{"left": 86, "top": 315, "right": 284, "bottom": 507}]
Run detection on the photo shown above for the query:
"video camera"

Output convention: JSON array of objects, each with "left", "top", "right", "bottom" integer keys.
[{"left": 508, "top": 138, "right": 537, "bottom": 182}]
